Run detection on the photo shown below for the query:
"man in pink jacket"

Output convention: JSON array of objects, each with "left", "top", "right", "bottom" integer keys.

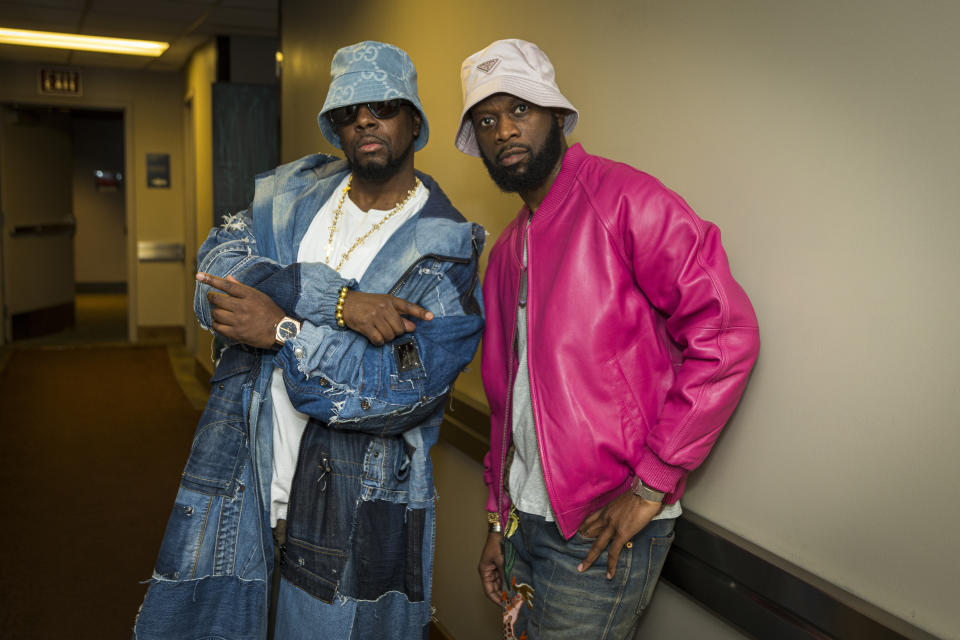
[{"left": 456, "top": 39, "right": 760, "bottom": 639}]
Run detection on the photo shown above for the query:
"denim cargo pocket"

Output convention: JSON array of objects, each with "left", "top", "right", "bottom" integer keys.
[
  {"left": 180, "top": 347, "right": 256, "bottom": 496},
  {"left": 351, "top": 501, "right": 426, "bottom": 602},
  {"left": 154, "top": 485, "right": 214, "bottom": 580},
  {"left": 281, "top": 425, "right": 355, "bottom": 603},
  {"left": 636, "top": 529, "right": 675, "bottom": 614},
  {"left": 180, "top": 421, "right": 246, "bottom": 496}
]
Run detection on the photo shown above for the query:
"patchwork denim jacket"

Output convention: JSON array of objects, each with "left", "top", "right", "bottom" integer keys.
[{"left": 134, "top": 155, "right": 484, "bottom": 639}]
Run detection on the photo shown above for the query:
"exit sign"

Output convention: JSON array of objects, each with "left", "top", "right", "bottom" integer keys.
[{"left": 38, "top": 68, "right": 82, "bottom": 96}]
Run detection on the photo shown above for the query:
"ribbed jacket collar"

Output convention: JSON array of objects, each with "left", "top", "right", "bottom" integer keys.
[{"left": 527, "top": 142, "right": 588, "bottom": 220}]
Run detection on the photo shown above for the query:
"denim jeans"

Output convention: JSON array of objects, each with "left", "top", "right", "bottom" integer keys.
[{"left": 502, "top": 510, "right": 675, "bottom": 640}]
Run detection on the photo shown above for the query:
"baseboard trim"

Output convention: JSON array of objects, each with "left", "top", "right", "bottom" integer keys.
[
  {"left": 75, "top": 282, "right": 127, "bottom": 294},
  {"left": 136, "top": 325, "right": 185, "bottom": 345},
  {"left": 11, "top": 302, "right": 74, "bottom": 340},
  {"left": 429, "top": 618, "right": 455, "bottom": 640}
]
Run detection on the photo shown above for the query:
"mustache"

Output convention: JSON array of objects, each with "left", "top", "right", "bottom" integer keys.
[
  {"left": 496, "top": 143, "right": 531, "bottom": 162},
  {"left": 354, "top": 134, "right": 389, "bottom": 151}
]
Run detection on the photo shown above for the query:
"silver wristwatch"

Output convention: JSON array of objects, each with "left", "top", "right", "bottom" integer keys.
[
  {"left": 630, "top": 476, "right": 665, "bottom": 503},
  {"left": 274, "top": 316, "right": 301, "bottom": 346}
]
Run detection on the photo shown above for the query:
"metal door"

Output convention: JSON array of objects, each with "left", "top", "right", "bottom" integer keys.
[{"left": 0, "top": 106, "right": 76, "bottom": 342}]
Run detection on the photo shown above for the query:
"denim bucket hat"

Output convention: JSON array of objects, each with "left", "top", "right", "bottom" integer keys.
[{"left": 317, "top": 41, "right": 429, "bottom": 151}]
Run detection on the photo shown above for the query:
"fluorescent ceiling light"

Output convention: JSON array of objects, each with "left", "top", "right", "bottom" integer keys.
[{"left": 0, "top": 27, "right": 169, "bottom": 57}]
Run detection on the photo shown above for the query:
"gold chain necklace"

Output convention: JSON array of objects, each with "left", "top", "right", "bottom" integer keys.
[{"left": 324, "top": 175, "right": 421, "bottom": 272}]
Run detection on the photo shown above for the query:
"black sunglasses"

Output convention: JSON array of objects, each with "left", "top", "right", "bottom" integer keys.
[{"left": 327, "top": 100, "right": 409, "bottom": 127}]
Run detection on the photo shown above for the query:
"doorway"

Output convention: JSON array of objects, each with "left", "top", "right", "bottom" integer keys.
[{"left": 0, "top": 104, "right": 128, "bottom": 346}]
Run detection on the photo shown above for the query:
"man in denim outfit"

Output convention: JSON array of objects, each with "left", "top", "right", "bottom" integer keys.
[
  {"left": 457, "top": 40, "right": 759, "bottom": 638},
  {"left": 134, "top": 41, "right": 484, "bottom": 640}
]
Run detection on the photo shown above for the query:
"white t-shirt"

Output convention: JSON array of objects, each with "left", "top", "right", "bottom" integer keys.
[{"left": 269, "top": 174, "right": 429, "bottom": 526}]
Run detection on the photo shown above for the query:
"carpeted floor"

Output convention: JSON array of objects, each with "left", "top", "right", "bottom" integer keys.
[{"left": 0, "top": 345, "right": 201, "bottom": 639}]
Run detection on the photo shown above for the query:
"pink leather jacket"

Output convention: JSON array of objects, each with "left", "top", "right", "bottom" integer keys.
[{"left": 481, "top": 144, "right": 760, "bottom": 539}]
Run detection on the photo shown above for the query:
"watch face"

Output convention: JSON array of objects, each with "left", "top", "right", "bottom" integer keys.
[{"left": 277, "top": 319, "right": 299, "bottom": 342}]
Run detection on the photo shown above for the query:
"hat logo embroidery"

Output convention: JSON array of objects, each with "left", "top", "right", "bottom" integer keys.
[{"left": 476, "top": 58, "right": 500, "bottom": 74}]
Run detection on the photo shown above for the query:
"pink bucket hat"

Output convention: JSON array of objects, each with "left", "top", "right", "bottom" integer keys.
[{"left": 455, "top": 39, "right": 579, "bottom": 157}]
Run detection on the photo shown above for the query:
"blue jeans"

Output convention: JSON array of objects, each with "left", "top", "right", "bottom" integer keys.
[{"left": 502, "top": 510, "right": 675, "bottom": 640}]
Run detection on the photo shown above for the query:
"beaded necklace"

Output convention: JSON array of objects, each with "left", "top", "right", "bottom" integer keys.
[{"left": 324, "top": 175, "right": 421, "bottom": 272}]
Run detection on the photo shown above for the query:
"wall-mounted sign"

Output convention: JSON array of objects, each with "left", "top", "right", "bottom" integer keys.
[
  {"left": 38, "top": 68, "right": 82, "bottom": 96},
  {"left": 146, "top": 153, "right": 170, "bottom": 188}
]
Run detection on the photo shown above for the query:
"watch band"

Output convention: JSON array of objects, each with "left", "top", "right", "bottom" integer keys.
[{"left": 630, "top": 476, "right": 666, "bottom": 503}]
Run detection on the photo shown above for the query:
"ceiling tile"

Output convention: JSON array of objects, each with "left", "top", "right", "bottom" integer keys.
[
  {"left": 0, "top": 41, "right": 72, "bottom": 64},
  {"left": 0, "top": 5, "right": 83, "bottom": 32},
  {"left": 205, "top": 5, "right": 277, "bottom": 33},
  {"left": 69, "top": 48, "right": 155, "bottom": 69},
  {"left": 0, "top": 0, "right": 86, "bottom": 9}
]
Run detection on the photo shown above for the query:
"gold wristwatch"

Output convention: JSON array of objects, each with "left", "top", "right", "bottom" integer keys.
[{"left": 274, "top": 316, "right": 301, "bottom": 346}]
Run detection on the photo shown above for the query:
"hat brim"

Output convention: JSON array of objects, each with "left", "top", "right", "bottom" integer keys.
[{"left": 317, "top": 76, "right": 430, "bottom": 152}]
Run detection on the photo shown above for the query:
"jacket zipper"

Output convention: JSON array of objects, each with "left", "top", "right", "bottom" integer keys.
[
  {"left": 498, "top": 218, "right": 531, "bottom": 526},
  {"left": 388, "top": 253, "right": 470, "bottom": 296},
  {"left": 240, "top": 360, "right": 272, "bottom": 618},
  {"left": 518, "top": 221, "right": 561, "bottom": 535}
]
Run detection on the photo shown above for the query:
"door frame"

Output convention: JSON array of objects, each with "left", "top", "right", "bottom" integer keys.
[{"left": 0, "top": 97, "right": 137, "bottom": 342}]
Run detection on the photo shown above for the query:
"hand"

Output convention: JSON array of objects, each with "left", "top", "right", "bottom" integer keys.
[
  {"left": 341, "top": 290, "right": 434, "bottom": 346},
  {"left": 576, "top": 490, "right": 662, "bottom": 579},
  {"left": 197, "top": 272, "right": 284, "bottom": 349},
  {"left": 478, "top": 531, "right": 505, "bottom": 606}
]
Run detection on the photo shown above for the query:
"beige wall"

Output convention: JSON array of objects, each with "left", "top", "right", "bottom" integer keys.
[
  {"left": 280, "top": 1, "right": 960, "bottom": 638},
  {"left": 0, "top": 60, "right": 186, "bottom": 335},
  {"left": 185, "top": 41, "right": 217, "bottom": 369}
]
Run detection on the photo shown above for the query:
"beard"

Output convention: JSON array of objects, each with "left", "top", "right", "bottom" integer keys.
[
  {"left": 346, "top": 134, "right": 414, "bottom": 183},
  {"left": 480, "top": 117, "right": 563, "bottom": 194}
]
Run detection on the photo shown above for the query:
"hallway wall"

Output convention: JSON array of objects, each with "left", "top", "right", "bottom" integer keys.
[
  {"left": 278, "top": 1, "right": 960, "bottom": 638},
  {"left": 0, "top": 60, "right": 187, "bottom": 336},
  {"left": 185, "top": 41, "right": 217, "bottom": 369}
]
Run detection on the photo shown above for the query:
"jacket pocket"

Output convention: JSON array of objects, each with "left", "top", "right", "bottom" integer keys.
[
  {"left": 153, "top": 486, "right": 214, "bottom": 580},
  {"left": 608, "top": 341, "right": 661, "bottom": 441},
  {"left": 181, "top": 348, "right": 256, "bottom": 496},
  {"left": 281, "top": 425, "right": 356, "bottom": 603},
  {"left": 350, "top": 501, "right": 426, "bottom": 602}
]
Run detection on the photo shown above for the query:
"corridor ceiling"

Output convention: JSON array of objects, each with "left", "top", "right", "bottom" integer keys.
[{"left": 0, "top": 0, "right": 278, "bottom": 71}]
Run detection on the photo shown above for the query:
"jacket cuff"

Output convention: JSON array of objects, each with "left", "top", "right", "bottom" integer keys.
[
  {"left": 292, "top": 265, "right": 355, "bottom": 329},
  {"left": 635, "top": 447, "right": 688, "bottom": 495}
]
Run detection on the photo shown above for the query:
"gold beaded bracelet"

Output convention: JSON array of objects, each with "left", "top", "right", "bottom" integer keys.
[{"left": 335, "top": 286, "right": 349, "bottom": 327}]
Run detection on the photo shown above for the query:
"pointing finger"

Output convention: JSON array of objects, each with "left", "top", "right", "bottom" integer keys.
[
  {"left": 392, "top": 297, "right": 433, "bottom": 322},
  {"left": 197, "top": 272, "right": 244, "bottom": 295}
]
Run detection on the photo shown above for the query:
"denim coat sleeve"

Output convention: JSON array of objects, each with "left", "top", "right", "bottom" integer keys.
[
  {"left": 192, "top": 209, "right": 354, "bottom": 335},
  {"left": 274, "top": 245, "right": 484, "bottom": 436}
]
